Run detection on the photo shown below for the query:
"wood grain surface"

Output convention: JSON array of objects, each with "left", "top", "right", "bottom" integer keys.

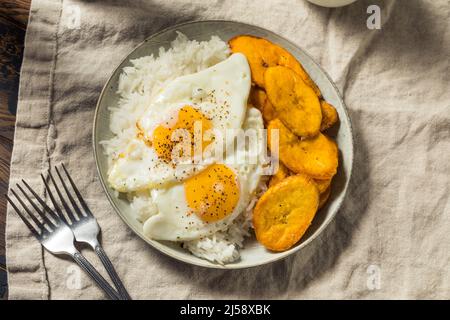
[{"left": 0, "top": 0, "right": 31, "bottom": 299}]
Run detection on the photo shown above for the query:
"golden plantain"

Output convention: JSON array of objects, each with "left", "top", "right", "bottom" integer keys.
[
  {"left": 253, "top": 174, "right": 319, "bottom": 251},
  {"left": 229, "top": 35, "right": 321, "bottom": 96},
  {"left": 265, "top": 66, "right": 322, "bottom": 137},
  {"left": 268, "top": 119, "right": 338, "bottom": 179},
  {"left": 320, "top": 100, "right": 339, "bottom": 131}
]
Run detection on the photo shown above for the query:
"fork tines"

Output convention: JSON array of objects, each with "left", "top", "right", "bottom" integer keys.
[
  {"left": 41, "top": 164, "right": 93, "bottom": 225},
  {"left": 6, "top": 179, "right": 62, "bottom": 238},
  {"left": 6, "top": 164, "right": 91, "bottom": 233}
]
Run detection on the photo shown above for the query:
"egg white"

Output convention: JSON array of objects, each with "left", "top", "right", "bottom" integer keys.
[
  {"left": 142, "top": 108, "right": 265, "bottom": 241},
  {"left": 108, "top": 53, "right": 251, "bottom": 192}
]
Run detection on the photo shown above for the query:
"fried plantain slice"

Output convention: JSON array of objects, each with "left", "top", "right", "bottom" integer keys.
[
  {"left": 265, "top": 66, "right": 322, "bottom": 137},
  {"left": 313, "top": 177, "right": 332, "bottom": 194},
  {"left": 249, "top": 87, "right": 277, "bottom": 123},
  {"left": 229, "top": 35, "right": 321, "bottom": 96},
  {"left": 263, "top": 97, "right": 277, "bottom": 123},
  {"left": 320, "top": 100, "right": 339, "bottom": 131},
  {"left": 269, "top": 168, "right": 332, "bottom": 192},
  {"left": 253, "top": 174, "right": 319, "bottom": 251},
  {"left": 268, "top": 119, "right": 338, "bottom": 179},
  {"left": 318, "top": 186, "right": 331, "bottom": 209},
  {"left": 249, "top": 87, "right": 265, "bottom": 112},
  {"left": 269, "top": 162, "right": 291, "bottom": 187}
]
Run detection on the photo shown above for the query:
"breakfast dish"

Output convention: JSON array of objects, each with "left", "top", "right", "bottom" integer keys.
[
  {"left": 94, "top": 21, "right": 353, "bottom": 268},
  {"left": 102, "top": 31, "right": 339, "bottom": 264}
]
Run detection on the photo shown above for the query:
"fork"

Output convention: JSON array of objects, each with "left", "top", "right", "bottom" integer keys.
[
  {"left": 6, "top": 181, "right": 121, "bottom": 300},
  {"left": 42, "top": 164, "right": 131, "bottom": 300}
]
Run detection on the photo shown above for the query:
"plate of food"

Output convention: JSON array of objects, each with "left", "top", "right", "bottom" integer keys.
[{"left": 93, "top": 20, "right": 353, "bottom": 269}]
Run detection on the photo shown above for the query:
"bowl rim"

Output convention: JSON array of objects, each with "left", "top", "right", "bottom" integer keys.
[{"left": 92, "top": 19, "right": 355, "bottom": 269}]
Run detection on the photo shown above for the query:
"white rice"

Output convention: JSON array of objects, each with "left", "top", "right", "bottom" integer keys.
[{"left": 102, "top": 33, "right": 265, "bottom": 264}]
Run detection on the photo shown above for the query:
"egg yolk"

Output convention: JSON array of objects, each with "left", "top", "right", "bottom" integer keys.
[
  {"left": 184, "top": 164, "right": 240, "bottom": 223},
  {"left": 151, "top": 106, "right": 212, "bottom": 163}
]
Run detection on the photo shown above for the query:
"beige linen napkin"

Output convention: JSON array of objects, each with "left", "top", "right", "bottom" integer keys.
[{"left": 6, "top": 0, "right": 450, "bottom": 299}]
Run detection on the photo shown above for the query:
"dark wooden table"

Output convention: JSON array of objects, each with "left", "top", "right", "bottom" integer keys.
[{"left": 0, "top": 0, "right": 31, "bottom": 299}]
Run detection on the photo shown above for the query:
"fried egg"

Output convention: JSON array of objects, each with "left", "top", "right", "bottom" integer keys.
[
  {"left": 108, "top": 53, "right": 251, "bottom": 191},
  {"left": 143, "top": 108, "right": 265, "bottom": 241}
]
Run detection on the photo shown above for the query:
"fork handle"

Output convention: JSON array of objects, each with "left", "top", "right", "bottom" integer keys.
[
  {"left": 72, "top": 252, "right": 121, "bottom": 300},
  {"left": 95, "top": 245, "right": 132, "bottom": 300}
]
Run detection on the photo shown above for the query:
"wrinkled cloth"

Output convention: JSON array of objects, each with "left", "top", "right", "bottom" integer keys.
[{"left": 6, "top": 0, "right": 450, "bottom": 299}]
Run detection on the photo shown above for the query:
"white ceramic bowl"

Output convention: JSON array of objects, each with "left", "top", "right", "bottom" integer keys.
[{"left": 93, "top": 20, "right": 354, "bottom": 269}]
